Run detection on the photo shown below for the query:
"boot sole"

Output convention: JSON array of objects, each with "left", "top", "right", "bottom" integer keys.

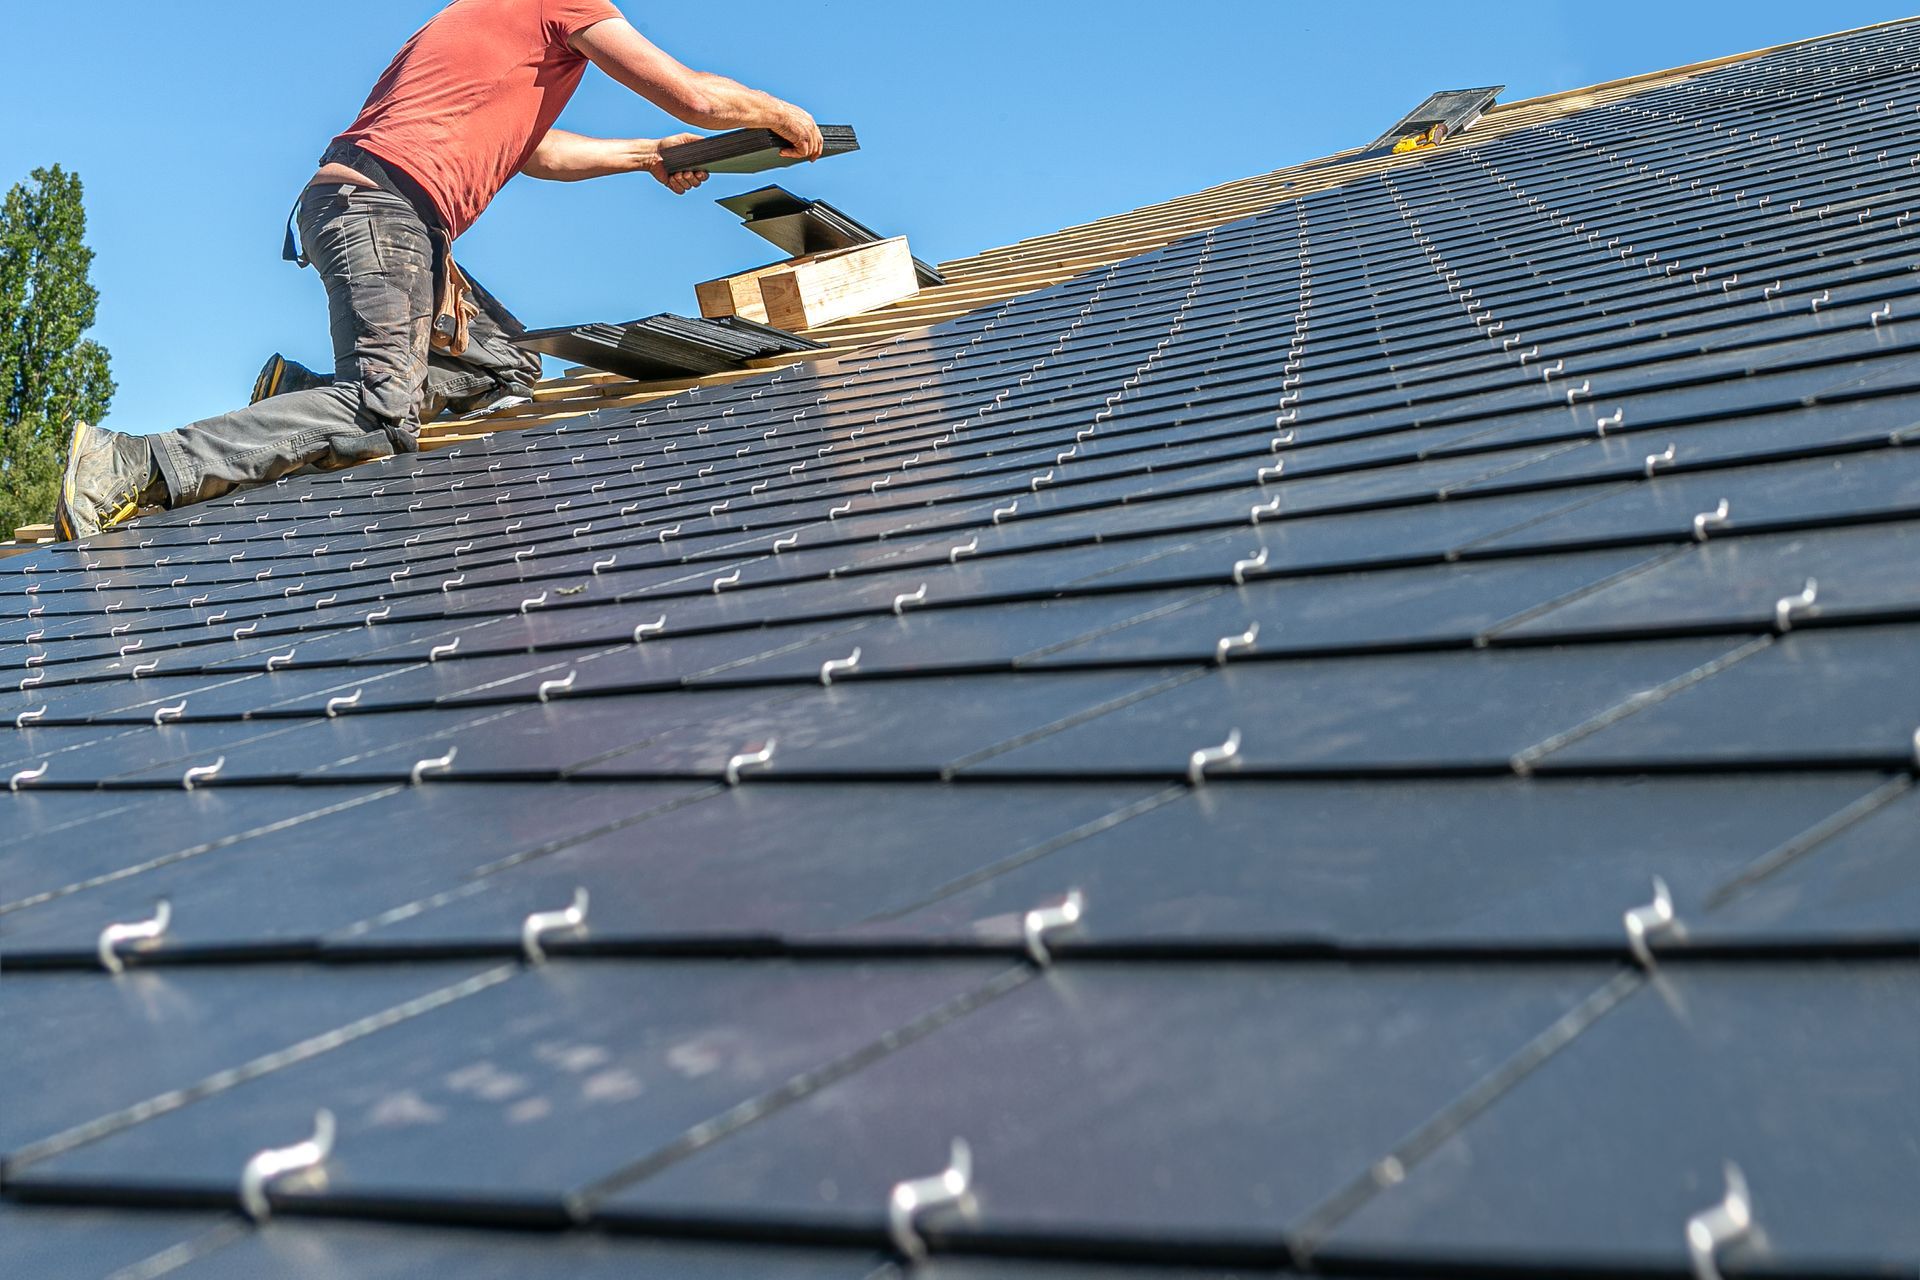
[
  {"left": 52, "top": 420, "right": 93, "bottom": 541},
  {"left": 251, "top": 355, "right": 288, "bottom": 405}
]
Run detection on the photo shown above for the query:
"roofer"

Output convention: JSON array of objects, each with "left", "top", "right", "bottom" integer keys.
[{"left": 52, "top": 0, "right": 823, "bottom": 540}]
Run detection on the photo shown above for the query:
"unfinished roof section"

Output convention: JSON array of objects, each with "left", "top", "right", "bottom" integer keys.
[
  {"left": 8, "top": 18, "right": 1920, "bottom": 1277},
  {"left": 434, "top": 18, "right": 1915, "bottom": 445},
  {"left": 1363, "top": 86, "right": 1503, "bottom": 153}
]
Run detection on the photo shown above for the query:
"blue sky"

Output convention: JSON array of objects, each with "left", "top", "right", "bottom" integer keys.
[{"left": 3, "top": 1, "right": 1914, "bottom": 435}]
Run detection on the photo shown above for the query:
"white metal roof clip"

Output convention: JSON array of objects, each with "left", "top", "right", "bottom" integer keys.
[
  {"left": 725, "top": 739, "right": 776, "bottom": 786},
  {"left": 888, "top": 1139, "right": 975, "bottom": 1261},
  {"left": 1686, "top": 1162, "right": 1754, "bottom": 1280},
  {"left": 1773, "top": 579, "right": 1818, "bottom": 633},
  {"left": 98, "top": 898, "right": 171, "bottom": 975},
  {"left": 410, "top": 747, "right": 458, "bottom": 785},
  {"left": 239, "top": 1110, "right": 336, "bottom": 1223},
  {"left": 820, "top": 648, "right": 862, "bottom": 686},
  {"left": 521, "top": 887, "right": 590, "bottom": 964},
  {"left": 1023, "top": 890, "right": 1085, "bottom": 967},
  {"left": 1188, "top": 729, "right": 1243, "bottom": 786},
  {"left": 1623, "top": 875, "right": 1686, "bottom": 969},
  {"left": 1215, "top": 624, "right": 1260, "bottom": 666}
]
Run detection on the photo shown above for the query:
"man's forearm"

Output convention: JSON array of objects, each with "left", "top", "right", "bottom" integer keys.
[
  {"left": 570, "top": 20, "right": 820, "bottom": 157},
  {"left": 521, "top": 130, "right": 659, "bottom": 181},
  {"left": 672, "top": 71, "right": 793, "bottom": 133}
]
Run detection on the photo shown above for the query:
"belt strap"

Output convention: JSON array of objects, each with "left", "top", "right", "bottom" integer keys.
[
  {"left": 283, "top": 141, "right": 448, "bottom": 267},
  {"left": 319, "top": 142, "right": 447, "bottom": 234},
  {"left": 282, "top": 200, "right": 307, "bottom": 266}
]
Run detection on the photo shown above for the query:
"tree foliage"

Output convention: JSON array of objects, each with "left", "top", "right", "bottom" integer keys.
[{"left": 0, "top": 165, "right": 114, "bottom": 534}]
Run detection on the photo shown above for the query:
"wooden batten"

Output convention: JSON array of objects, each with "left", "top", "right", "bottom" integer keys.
[{"left": 0, "top": 523, "right": 54, "bottom": 556}]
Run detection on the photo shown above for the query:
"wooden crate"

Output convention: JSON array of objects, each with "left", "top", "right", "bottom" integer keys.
[
  {"left": 760, "top": 237, "right": 918, "bottom": 331},
  {"left": 694, "top": 238, "right": 919, "bottom": 332},
  {"left": 694, "top": 259, "right": 794, "bottom": 324}
]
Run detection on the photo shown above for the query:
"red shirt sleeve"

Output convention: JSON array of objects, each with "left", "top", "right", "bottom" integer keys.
[{"left": 546, "top": 0, "right": 624, "bottom": 42}]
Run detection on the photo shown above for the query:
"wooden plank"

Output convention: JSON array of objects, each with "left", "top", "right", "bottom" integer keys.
[
  {"left": 12, "top": 524, "right": 53, "bottom": 543},
  {"left": 758, "top": 237, "right": 919, "bottom": 332}
]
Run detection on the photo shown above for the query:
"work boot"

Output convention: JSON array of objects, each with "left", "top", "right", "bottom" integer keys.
[
  {"left": 52, "top": 422, "right": 165, "bottom": 541},
  {"left": 250, "top": 353, "right": 326, "bottom": 404}
]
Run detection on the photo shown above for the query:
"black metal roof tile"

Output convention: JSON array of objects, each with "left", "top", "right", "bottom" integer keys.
[
  {"left": 835, "top": 775, "right": 1890, "bottom": 954},
  {"left": 11, "top": 960, "right": 1015, "bottom": 1223},
  {"left": 1320, "top": 964, "right": 1920, "bottom": 1274},
  {"left": 1535, "top": 623, "right": 1920, "bottom": 770},
  {"left": 0, "top": 961, "right": 501, "bottom": 1169},
  {"left": 600, "top": 963, "right": 1616, "bottom": 1257},
  {"left": 331, "top": 782, "right": 1162, "bottom": 955},
  {"left": 164, "top": 1218, "right": 890, "bottom": 1279},
  {"left": 969, "top": 639, "right": 1747, "bottom": 779},
  {"left": 0, "top": 1201, "right": 237, "bottom": 1280},
  {"left": 0, "top": 783, "right": 704, "bottom": 962}
]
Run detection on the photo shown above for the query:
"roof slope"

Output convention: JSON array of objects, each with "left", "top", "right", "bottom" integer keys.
[{"left": 7, "top": 19, "right": 1920, "bottom": 1277}]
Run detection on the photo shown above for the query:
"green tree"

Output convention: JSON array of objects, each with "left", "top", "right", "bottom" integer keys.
[{"left": 0, "top": 165, "right": 114, "bottom": 534}]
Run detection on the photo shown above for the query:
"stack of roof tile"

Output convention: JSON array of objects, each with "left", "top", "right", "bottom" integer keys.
[
  {"left": 514, "top": 312, "right": 823, "bottom": 379},
  {"left": 719, "top": 185, "right": 948, "bottom": 286}
]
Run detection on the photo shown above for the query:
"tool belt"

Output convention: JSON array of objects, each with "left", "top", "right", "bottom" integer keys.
[{"left": 284, "top": 142, "right": 477, "bottom": 358}]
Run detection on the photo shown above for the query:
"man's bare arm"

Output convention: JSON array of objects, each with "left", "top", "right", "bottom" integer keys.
[
  {"left": 571, "top": 18, "right": 824, "bottom": 160},
  {"left": 521, "top": 128, "right": 709, "bottom": 193}
]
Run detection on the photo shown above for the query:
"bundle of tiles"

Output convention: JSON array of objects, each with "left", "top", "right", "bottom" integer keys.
[
  {"left": 662, "top": 124, "right": 860, "bottom": 175},
  {"left": 514, "top": 313, "right": 823, "bottom": 378},
  {"left": 719, "top": 184, "right": 947, "bottom": 286}
]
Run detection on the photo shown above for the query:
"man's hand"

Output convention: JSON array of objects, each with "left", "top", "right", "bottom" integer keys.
[
  {"left": 772, "top": 103, "right": 823, "bottom": 161},
  {"left": 649, "top": 133, "right": 709, "bottom": 193}
]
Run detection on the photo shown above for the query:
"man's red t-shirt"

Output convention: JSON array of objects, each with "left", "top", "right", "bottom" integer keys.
[{"left": 333, "top": 0, "right": 623, "bottom": 237}]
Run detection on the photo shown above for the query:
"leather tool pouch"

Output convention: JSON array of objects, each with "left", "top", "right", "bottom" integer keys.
[{"left": 432, "top": 249, "right": 479, "bottom": 359}]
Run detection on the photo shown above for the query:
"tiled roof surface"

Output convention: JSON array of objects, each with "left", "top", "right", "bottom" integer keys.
[{"left": 7, "top": 18, "right": 1920, "bottom": 1277}]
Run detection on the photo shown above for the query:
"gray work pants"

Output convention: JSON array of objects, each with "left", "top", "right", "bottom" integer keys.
[{"left": 148, "top": 183, "right": 542, "bottom": 507}]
